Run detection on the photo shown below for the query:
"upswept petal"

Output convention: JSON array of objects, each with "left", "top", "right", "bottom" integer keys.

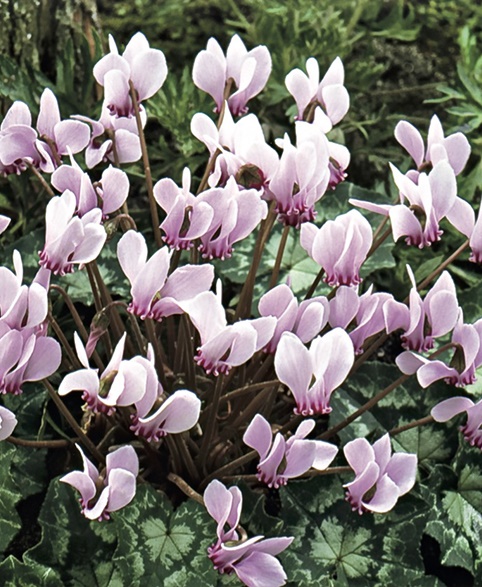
[
  {"left": 192, "top": 51, "right": 225, "bottom": 111},
  {"left": 117, "top": 230, "right": 148, "bottom": 284},
  {"left": 105, "top": 468, "right": 137, "bottom": 512},
  {"left": 431, "top": 396, "right": 474, "bottom": 422},
  {"left": 161, "top": 264, "right": 214, "bottom": 301},
  {"left": 234, "top": 551, "right": 288, "bottom": 587},
  {"left": 343, "top": 437, "right": 375, "bottom": 476},
  {"left": 443, "top": 132, "right": 471, "bottom": 175},
  {"left": 142, "top": 389, "right": 201, "bottom": 434},
  {"left": 275, "top": 332, "right": 312, "bottom": 407},
  {"left": 311, "top": 440, "right": 338, "bottom": 470},
  {"left": 363, "top": 474, "right": 399, "bottom": 513},
  {"left": 54, "top": 120, "right": 90, "bottom": 154},
  {"left": 58, "top": 369, "right": 99, "bottom": 397},
  {"left": 22, "top": 337, "right": 61, "bottom": 382},
  {"left": 282, "top": 439, "right": 315, "bottom": 478},
  {"left": 447, "top": 196, "right": 475, "bottom": 238},
  {"left": 130, "top": 49, "right": 167, "bottom": 101},
  {"left": 243, "top": 414, "right": 273, "bottom": 460},
  {"left": 106, "top": 445, "right": 139, "bottom": 477},
  {"left": 394, "top": 120, "right": 424, "bottom": 167},
  {"left": 320, "top": 84, "right": 349, "bottom": 125},
  {"left": 310, "top": 328, "right": 354, "bottom": 393},
  {"left": 285, "top": 68, "right": 313, "bottom": 118},
  {"left": 37, "top": 88, "right": 61, "bottom": 139},
  {"left": 385, "top": 452, "right": 417, "bottom": 495}
]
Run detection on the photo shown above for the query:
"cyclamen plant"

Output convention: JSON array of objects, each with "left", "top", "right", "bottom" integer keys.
[{"left": 2, "top": 29, "right": 482, "bottom": 586}]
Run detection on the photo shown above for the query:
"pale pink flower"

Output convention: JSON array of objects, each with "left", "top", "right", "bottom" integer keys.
[
  {"left": 300, "top": 210, "right": 372, "bottom": 287},
  {"left": 285, "top": 56, "right": 349, "bottom": 124},
  {"left": 193, "top": 34, "right": 272, "bottom": 116},
  {"left": 60, "top": 444, "right": 138, "bottom": 521},
  {"left": 243, "top": 414, "right": 338, "bottom": 488},
  {"left": 344, "top": 434, "right": 417, "bottom": 514},
  {"left": 431, "top": 397, "right": 482, "bottom": 449},
  {"left": 204, "top": 479, "right": 293, "bottom": 587},
  {"left": 274, "top": 329, "right": 354, "bottom": 415},
  {"left": 117, "top": 230, "right": 214, "bottom": 320},
  {"left": 39, "top": 190, "right": 106, "bottom": 276}
]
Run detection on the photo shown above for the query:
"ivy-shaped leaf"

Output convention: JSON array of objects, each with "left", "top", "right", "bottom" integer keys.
[
  {"left": 279, "top": 476, "right": 429, "bottom": 586},
  {"left": 111, "top": 484, "right": 219, "bottom": 587},
  {"left": 0, "top": 555, "right": 62, "bottom": 587},
  {"left": 25, "top": 480, "right": 118, "bottom": 586},
  {"left": 0, "top": 443, "right": 23, "bottom": 554}
]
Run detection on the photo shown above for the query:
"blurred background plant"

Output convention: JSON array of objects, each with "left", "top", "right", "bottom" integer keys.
[{"left": 2, "top": 0, "right": 482, "bottom": 347}]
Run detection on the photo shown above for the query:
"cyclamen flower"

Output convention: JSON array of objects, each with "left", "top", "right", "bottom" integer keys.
[
  {"left": 300, "top": 210, "right": 372, "bottom": 287},
  {"left": 258, "top": 283, "right": 329, "bottom": 353},
  {"left": 93, "top": 32, "right": 167, "bottom": 117},
  {"left": 274, "top": 329, "right": 354, "bottom": 415},
  {"left": 243, "top": 414, "right": 338, "bottom": 488},
  {"left": 384, "top": 267, "right": 459, "bottom": 352},
  {"left": 39, "top": 190, "right": 106, "bottom": 276},
  {"left": 328, "top": 285, "right": 393, "bottom": 354},
  {"left": 154, "top": 168, "right": 214, "bottom": 250},
  {"left": 270, "top": 122, "right": 330, "bottom": 227},
  {"left": 344, "top": 434, "right": 417, "bottom": 514},
  {"left": 193, "top": 34, "right": 272, "bottom": 116},
  {"left": 396, "top": 313, "right": 482, "bottom": 388},
  {"left": 0, "top": 91, "right": 89, "bottom": 175},
  {"left": 196, "top": 177, "right": 268, "bottom": 260},
  {"left": 204, "top": 479, "right": 293, "bottom": 587},
  {"left": 73, "top": 109, "right": 142, "bottom": 169},
  {"left": 0, "top": 250, "right": 49, "bottom": 332},
  {"left": 0, "top": 406, "right": 17, "bottom": 440},
  {"left": 394, "top": 115, "right": 470, "bottom": 180},
  {"left": 431, "top": 397, "right": 482, "bottom": 449},
  {"left": 181, "top": 290, "right": 276, "bottom": 376},
  {"left": 350, "top": 160, "right": 463, "bottom": 249},
  {"left": 35, "top": 88, "right": 90, "bottom": 166},
  {"left": 58, "top": 333, "right": 147, "bottom": 414},
  {"left": 60, "top": 444, "right": 138, "bottom": 521},
  {"left": 131, "top": 388, "right": 201, "bottom": 443},
  {"left": 285, "top": 56, "right": 349, "bottom": 125},
  {"left": 191, "top": 109, "right": 279, "bottom": 192},
  {"left": 117, "top": 230, "right": 214, "bottom": 320},
  {"left": 52, "top": 155, "right": 130, "bottom": 217}
]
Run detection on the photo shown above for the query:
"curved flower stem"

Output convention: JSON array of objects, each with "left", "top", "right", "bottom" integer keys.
[
  {"left": 196, "top": 148, "right": 220, "bottom": 195},
  {"left": 235, "top": 204, "right": 277, "bottom": 320},
  {"left": 416, "top": 239, "right": 469, "bottom": 292},
  {"left": 269, "top": 225, "right": 290, "bottom": 289},
  {"left": 167, "top": 473, "right": 204, "bottom": 506},
  {"left": 318, "top": 373, "right": 411, "bottom": 441},
  {"left": 145, "top": 318, "right": 168, "bottom": 391},
  {"left": 224, "top": 383, "right": 278, "bottom": 433},
  {"left": 366, "top": 226, "right": 391, "bottom": 258},
  {"left": 49, "top": 314, "right": 82, "bottom": 369},
  {"left": 88, "top": 261, "right": 127, "bottom": 350},
  {"left": 220, "top": 379, "right": 280, "bottom": 405},
  {"left": 43, "top": 379, "right": 105, "bottom": 464},
  {"left": 129, "top": 81, "right": 162, "bottom": 249},
  {"left": 26, "top": 162, "right": 56, "bottom": 197},
  {"left": 351, "top": 239, "right": 470, "bottom": 374},
  {"left": 86, "top": 264, "right": 103, "bottom": 313},
  {"left": 304, "top": 267, "right": 325, "bottom": 300},
  {"left": 199, "top": 374, "right": 225, "bottom": 473},
  {"left": 321, "top": 342, "right": 455, "bottom": 440},
  {"left": 389, "top": 415, "right": 434, "bottom": 436},
  {"left": 173, "top": 434, "right": 200, "bottom": 485},
  {"left": 201, "top": 450, "right": 258, "bottom": 489},
  {"left": 7, "top": 436, "right": 74, "bottom": 448}
]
